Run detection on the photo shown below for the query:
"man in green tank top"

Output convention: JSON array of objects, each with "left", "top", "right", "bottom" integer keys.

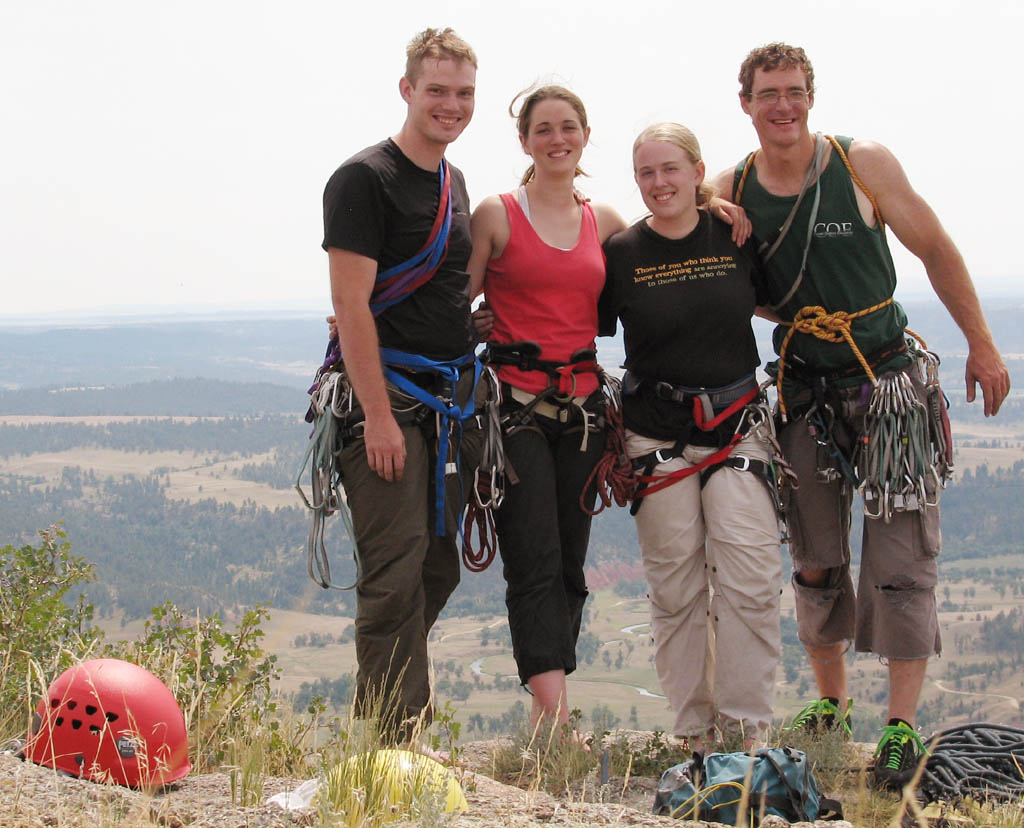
[{"left": 710, "top": 43, "right": 1009, "bottom": 790}]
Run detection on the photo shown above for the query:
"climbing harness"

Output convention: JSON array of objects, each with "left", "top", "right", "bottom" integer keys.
[
  {"left": 919, "top": 723, "right": 1024, "bottom": 803},
  {"left": 483, "top": 341, "right": 605, "bottom": 452},
  {"left": 296, "top": 337, "right": 481, "bottom": 590},
  {"left": 627, "top": 374, "right": 778, "bottom": 515},
  {"left": 379, "top": 347, "right": 482, "bottom": 536},
  {"left": 775, "top": 298, "right": 899, "bottom": 421},
  {"left": 702, "top": 383, "right": 799, "bottom": 534},
  {"left": 580, "top": 371, "right": 637, "bottom": 515},
  {"left": 457, "top": 343, "right": 605, "bottom": 569},
  {"left": 856, "top": 338, "right": 953, "bottom": 522}
]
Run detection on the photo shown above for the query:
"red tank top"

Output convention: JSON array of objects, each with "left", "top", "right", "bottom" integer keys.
[{"left": 484, "top": 192, "right": 605, "bottom": 395}]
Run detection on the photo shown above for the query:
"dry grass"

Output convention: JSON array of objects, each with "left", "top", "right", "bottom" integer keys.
[{"left": 488, "top": 715, "right": 598, "bottom": 797}]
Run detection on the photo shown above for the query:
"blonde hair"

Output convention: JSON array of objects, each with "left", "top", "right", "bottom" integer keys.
[
  {"left": 509, "top": 85, "right": 588, "bottom": 187},
  {"left": 633, "top": 123, "right": 716, "bottom": 208},
  {"left": 405, "top": 28, "right": 478, "bottom": 85}
]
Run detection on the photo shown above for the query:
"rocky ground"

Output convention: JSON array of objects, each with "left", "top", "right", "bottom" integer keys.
[{"left": 0, "top": 737, "right": 859, "bottom": 828}]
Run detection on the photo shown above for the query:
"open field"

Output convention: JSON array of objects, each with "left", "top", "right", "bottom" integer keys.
[
  {"left": 0, "top": 445, "right": 299, "bottom": 509},
  {"left": 3, "top": 416, "right": 1023, "bottom": 515}
]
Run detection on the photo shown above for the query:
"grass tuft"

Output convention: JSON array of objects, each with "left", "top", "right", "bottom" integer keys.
[{"left": 488, "top": 710, "right": 599, "bottom": 795}]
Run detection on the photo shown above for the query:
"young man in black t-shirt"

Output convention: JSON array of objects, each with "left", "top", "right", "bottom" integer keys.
[{"left": 321, "top": 28, "right": 477, "bottom": 738}]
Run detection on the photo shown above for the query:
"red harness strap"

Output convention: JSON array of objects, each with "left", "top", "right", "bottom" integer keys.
[{"left": 633, "top": 387, "right": 759, "bottom": 500}]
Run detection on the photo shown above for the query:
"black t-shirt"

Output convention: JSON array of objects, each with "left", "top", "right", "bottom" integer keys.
[
  {"left": 322, "top": 139, "right": 473, "bottom": 360},
  {"left": 599, "top": 212, "right": 765, "bottom": 442}
]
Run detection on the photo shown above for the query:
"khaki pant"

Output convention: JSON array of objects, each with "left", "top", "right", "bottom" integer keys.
[{"left": 628, "top": 430, "right": 782, "bottom": 739}]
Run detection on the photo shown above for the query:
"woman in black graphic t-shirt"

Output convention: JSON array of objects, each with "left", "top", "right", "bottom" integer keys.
[{"left": 599, "top": 123, "right": 781, "bottom": 752}]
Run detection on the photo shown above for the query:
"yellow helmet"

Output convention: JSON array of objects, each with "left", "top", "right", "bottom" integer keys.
[{"left": 322, "top": 748, "right": 468, "bottom": 824}]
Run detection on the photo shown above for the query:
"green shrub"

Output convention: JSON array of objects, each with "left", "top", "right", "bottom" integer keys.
[
  {"left": 605, "top": 730, "right": 690, "bottom": 777},
  {"left": 0, "top": 525, "right": 101, "bottom": 738},
  {"left": 104, "top": 600, "right": 317, "bottom": 775}
]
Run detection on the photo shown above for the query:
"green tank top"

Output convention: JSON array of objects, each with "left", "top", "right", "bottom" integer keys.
[{"left": 734, "top": 135, "right": 910, "bottom": 380}]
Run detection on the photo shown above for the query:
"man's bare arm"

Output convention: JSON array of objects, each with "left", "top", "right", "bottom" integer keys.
[
  {"left": 850, "top": 140, "right": 1010, "bottom": 416},
  {"left": 328, "top": 247, "right": 406, "bottom": 480},
  {"left": 709, "top": 169, "right": 736, "bottom": 203}
]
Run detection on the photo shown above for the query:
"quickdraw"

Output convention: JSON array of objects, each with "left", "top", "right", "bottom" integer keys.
[
  {"left": 296, "top": 367, "right": 360, "bottom": 591},
  {"left": 856, "top": 340, "right": 953, "bottom": 522},
  {"left": 804, "top": 397, "right": 859, "bottom": 486},
  {"left": 296, "top": 338, "right": 481, "bottom": 589}
]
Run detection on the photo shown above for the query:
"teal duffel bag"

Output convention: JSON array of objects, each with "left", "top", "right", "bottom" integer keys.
[{"left": 652, "top": 746, "right": 842, "bottom": 825}]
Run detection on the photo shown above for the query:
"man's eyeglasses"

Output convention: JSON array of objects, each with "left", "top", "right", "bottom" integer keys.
[{"left": 749, "top": 90, "right": 810, "bottom": 105}]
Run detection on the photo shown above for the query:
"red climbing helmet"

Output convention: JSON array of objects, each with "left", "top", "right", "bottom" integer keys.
[{"left": 25, "top": 658, "right": 191, "bottom": 787}]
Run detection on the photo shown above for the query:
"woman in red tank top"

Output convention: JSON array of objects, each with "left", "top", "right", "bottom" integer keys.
[{"left": 466, "top": 86, "right": 626, "bottom": 733}]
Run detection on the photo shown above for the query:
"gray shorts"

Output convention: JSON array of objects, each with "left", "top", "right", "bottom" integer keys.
[{"left": 779, "top": 369, "right": 941, "bottom": 660}]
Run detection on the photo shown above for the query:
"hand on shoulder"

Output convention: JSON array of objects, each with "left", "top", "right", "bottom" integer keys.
[
  {"left": 709, "top": 167, "right": 736, "bottom": 201},
  {"left": 592, "top": 202, "right": 627, "bottom": 242}
]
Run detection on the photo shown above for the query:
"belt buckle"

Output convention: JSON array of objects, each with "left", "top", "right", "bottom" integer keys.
[
  {"left": 654, "top": 381, "right": 674, "bottom": 401},
  {"left": 731, "top": 455, "right": 751, "bottom": 472}
]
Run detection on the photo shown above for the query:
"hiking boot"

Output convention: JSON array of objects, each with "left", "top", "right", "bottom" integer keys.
[
  {"left": 784, "top": 697, "right": 852, "bottom": 737},
  {"left": 872, "top": 720, "right": 927, "bottom": 791}
]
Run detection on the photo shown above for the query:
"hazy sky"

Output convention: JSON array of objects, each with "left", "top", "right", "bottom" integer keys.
[{"left": 3, "top": 0, "right": 1021, "bottom": 320}]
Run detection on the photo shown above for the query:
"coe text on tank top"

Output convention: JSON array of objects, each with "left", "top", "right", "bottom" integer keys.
[
  {"left": 484, "top": 192, "right": 605, "bottom": 395},
  {"left": 735, "top": 135, "right": 910, "bottom": 377}
]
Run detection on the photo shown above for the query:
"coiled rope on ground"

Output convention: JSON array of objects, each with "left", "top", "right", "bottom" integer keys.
[{"left": 919, "top": 723, "right": 1024, "bottom": 803}]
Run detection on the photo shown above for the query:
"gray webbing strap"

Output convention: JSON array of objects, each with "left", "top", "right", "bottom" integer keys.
[{"left": 765, "top": 133, "right": 830, "bottom": 312}]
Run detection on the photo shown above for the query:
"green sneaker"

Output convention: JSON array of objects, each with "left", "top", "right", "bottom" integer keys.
[
  {"left": 872, "top": 720, "right": 927, "bottom": 790},
  {"left": 784, "top": 697, "right": 853, "bottom": 737}
]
